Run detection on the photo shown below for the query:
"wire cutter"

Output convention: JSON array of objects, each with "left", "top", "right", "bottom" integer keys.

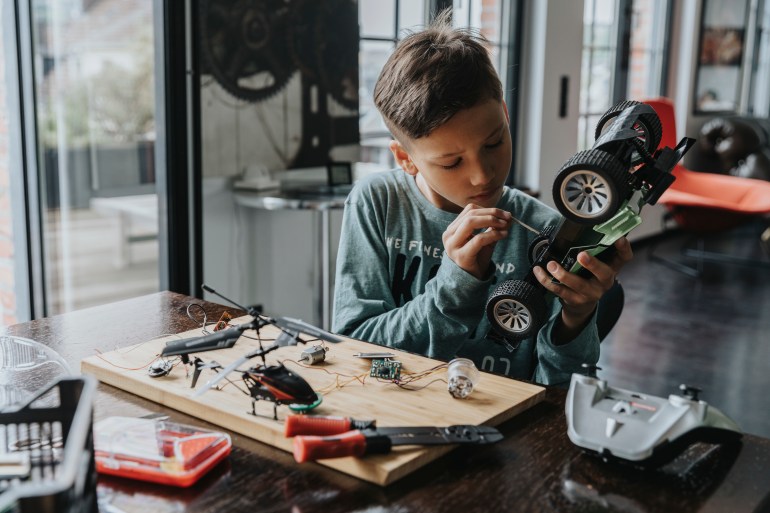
[{"left": 284, "top": 415, "right": 504, "bottom": 462}]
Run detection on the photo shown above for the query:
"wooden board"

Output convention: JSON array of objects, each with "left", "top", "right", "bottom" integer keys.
[{"left": 81, "top": 317, "right": 544, "bottom": 485}]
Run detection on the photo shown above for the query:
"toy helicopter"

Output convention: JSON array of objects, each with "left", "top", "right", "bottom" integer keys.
[
  {"left": 159, "top": 285, "right": 340, "bottom": 419},
  {"left": 486, "top": 100, "right": 695, "bottom": 347}
]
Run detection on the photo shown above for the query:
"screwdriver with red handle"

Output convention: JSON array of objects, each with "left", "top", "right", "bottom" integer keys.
[{"left": 284, "top": 414, "right": 503, "bottom": 463}]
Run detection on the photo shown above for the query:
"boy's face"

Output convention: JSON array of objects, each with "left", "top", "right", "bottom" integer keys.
[{"left": 390, "top": 99, "right": 512, "bottom": 213}]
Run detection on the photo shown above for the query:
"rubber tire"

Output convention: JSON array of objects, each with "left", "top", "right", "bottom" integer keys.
[
  {"left": 552, "top": 149, "right": 631, "bottom": 224},
  {"left": 528, "top": 225, "right": 555, "bottom": 265},
  {"left": 486, "top": 279, "right": 548, "bottom": 341},
  {"left": 594, "top": 100, "right": 663, "bottom": 165}
]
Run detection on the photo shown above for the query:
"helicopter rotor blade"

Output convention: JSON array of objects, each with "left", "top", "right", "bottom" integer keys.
[
  {"left": 191, "top": 354, "right": 250, "bottom": 398},
  {"left": 191, "top": 343, "right": 272, "bottom": 398}
]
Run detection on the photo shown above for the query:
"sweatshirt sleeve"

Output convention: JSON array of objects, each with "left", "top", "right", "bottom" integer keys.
[
  {"left": 332, "top": 197, "right": 491, "bottom": 361},
  {"left": 532, "top": 302, "right": 600, "bottom": 386}
]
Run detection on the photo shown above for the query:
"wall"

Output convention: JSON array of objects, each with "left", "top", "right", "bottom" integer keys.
[{"left": 517, "top": 0, "right": 584, "bottom": 209}]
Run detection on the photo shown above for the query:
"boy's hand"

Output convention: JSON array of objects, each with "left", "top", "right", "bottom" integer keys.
[
  {"left": 533, "top": 237, "right": 633, "bottom": 340},
  {"left": 443, "top": 204, "right": 513, "bottom": 279}
]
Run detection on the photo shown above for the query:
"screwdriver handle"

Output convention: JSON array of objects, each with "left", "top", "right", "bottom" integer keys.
[
  {"left": 293, "top": 431, "right": 392, "bottom": 462},
  {"left": 284, "top": 415, "right": 374, "bottom": 437}
]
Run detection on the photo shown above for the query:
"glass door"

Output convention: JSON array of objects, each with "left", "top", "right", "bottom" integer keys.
[{"left": 26, "top": 0, "right": 161, "bottom": 314}]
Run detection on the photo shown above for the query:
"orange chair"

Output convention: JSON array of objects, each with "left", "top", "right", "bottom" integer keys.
[{"left": 643, "top": 97, "right": 770, "bottom": 275}]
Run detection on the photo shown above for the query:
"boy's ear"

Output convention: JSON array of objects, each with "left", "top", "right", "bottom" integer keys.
[
  {"left": 389, "top": 140, "right": 419, "bottom": 176},
  {"left": 502, "top": 100, "right": 510, "bottom": 124}
]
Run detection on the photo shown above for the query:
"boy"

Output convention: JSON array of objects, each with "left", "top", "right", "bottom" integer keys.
[{"left": 332, "top": 14, "right": 632, "bottom": 386}]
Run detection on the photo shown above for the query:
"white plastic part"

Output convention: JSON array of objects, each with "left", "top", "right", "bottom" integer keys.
[
  {"left": 0, "top": 336, "right": 72, "bottom": 411},
  {"left": 447, "top": 358, "right": 480, "bottom": 399}
]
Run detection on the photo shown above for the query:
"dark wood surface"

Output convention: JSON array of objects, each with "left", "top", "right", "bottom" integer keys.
[
  {"left": 600, "top": 222, "right": 770, "bottom": 439},
  {"left": 3, "top": 291, "right": 770, "bottom": 512}
]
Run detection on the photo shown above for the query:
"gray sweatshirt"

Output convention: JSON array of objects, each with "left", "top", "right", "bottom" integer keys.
[{"left": 332, "top": 170, "right": 599, "bottom": 386}]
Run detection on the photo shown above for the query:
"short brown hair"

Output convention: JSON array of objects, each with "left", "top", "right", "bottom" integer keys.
[{"left": 373, "top": 10, "right": 503, "bottom": 141}]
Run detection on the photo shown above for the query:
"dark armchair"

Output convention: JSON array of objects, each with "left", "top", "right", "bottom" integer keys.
[{"left": 685, "top": 115, "right": 770, "bottom": 182}]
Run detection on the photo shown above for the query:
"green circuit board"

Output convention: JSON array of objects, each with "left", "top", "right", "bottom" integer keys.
[{"left": 370, "top": 359, "right": 402, "bottom": 380}]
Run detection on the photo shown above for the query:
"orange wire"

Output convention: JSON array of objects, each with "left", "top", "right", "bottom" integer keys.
[{"left": 93, "top": 350, "right": 162, "bottom": 371}]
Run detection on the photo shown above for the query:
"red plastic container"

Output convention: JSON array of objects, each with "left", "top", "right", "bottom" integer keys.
[{"left": 94, "top": 417, "right": 231, "bottom": 487}]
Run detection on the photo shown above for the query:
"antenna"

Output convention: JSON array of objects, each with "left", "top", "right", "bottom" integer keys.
[{"left": 202, "top": 284, "right": 259, "bottom": 317}]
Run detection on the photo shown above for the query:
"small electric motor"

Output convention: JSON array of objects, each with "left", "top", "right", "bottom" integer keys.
[
  {"left": 299, "top": 345, "right": 327, "bottom": 365},
  {"left": 447, "top": 358, "right": 480, "bottom": 399}
]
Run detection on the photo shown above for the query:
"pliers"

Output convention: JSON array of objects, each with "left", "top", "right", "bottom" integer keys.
[{"left": 284, "top": 414, "right": 503, "bottom": 462}]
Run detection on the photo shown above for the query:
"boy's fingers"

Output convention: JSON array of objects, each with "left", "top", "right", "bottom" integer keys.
[
  {"left": 576, "top": 252, "right": 616, "bottom": 286},
  {"left": 452, "top": 212, "right": 512, "bottom": 242},
  {"left": 533, "top": 266, "right": 579, "bottom": 303},
  {"left": 610, "top": 237, "right": 634, "bottom": 270},
  {"left": 544, "top": 260, "right": 598, "bottom": 297},
  {"left": 459, "top": 229, "right": 508, "bottom": 253}
]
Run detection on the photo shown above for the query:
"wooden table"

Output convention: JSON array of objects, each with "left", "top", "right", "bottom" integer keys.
[{"left": 4, "top": 292, "right": 769, "bottom": 513}]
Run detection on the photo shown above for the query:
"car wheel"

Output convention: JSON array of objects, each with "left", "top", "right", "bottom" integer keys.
[
  {"left": 594, "top": 100, "right": 663, "bottom": 165},
  {"left": 486, "top": 279, "right": 547, "bottom": 341},
  {"left": 528, "top": 225, "right": 555, "bottom": 265},
  {"left": 553, "top": 149, "right": 630, "bottom": 224}
]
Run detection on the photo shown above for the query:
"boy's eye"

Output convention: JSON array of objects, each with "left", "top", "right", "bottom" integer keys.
[
  {"left": 485, "top": 138, "right": 504, "bottom": 149},
  {"left": 440, "top": 159, "right": 462, "bottom": 170}
]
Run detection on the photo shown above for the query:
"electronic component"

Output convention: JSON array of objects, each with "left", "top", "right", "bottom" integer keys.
[
  {"left": 148, "top": 359, "right": 173, "bottom": 378},
  {"left": 446, "top": 358, "right": 480, "bottom": 399},
  {"left": 354, "top": 352, "right": 396, "bottom": 359},
  {"left": 299, "top": 345, "right": 327, "bottom": 365},
  {"left": 213, "top": 312, "right": 233, "bottom": 331},
  {"left": 370, "top": 359, "right": 402, "bottom": 380}
]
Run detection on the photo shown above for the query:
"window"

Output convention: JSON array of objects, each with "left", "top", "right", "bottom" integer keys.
[
  {"left": 1, "top": 4, "right": 19, "bottom": 324},
  {"left": 358, "top": 0, "right": 428, "bottom": 168},
  {"left": 747, "top": 0, "right": 770, "bottom": 116},
  {"left": 25, "top": 0, "right": 160, "bottom": 315},
  {"left": 694, "top": 0, "right": 750, "bottom": 113},
  {"left": 358, "top": 0, "right": 514, "bottom": 169},
  {"left": 578, "top": 0, "right": 672, "bottom": 149}
]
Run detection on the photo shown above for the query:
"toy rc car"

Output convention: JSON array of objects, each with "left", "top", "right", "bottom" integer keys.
[{"left": 486, "top": 100, "right": 695, "bottom": 348}]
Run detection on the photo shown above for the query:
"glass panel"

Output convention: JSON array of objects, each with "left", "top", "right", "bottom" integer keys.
[
  {"left": 585, "top": 49, "right": 614, "bottom": 113},
  {"left": 0, "top": 6, "right": 18, "bottom": 325},
  {"left": 358, "top": 0, "right": 505, "bottom": 165},
  {"left": 479, "top": 0, "right": 501, "bottom": 44},
  {"left": 452, "top": 0, "right": 472, "bottom": 29},
  {"left": 591, "top": 0, "right": 617, "bottom": 47},
  {"left": 694, "top": 0, "right": 749, "bottom": 113},
  {"left": 359, "top": 0, "right": 432, "bottom": 169},
  {"left": 580, "top": 49, "right": 592, "bottom": 112},
  {"left": 451, "top": 0, "right": 503, "bottom": 88},
  {"left": 628, "top": 0, "right": 668, "bottom": 99},
  {"left": 361, "top": 0, "right": 396, "bottom": 39},
  {"left": 398, "top": 0, "right": 425, "bottom": 36},
  {"left": 359, "top": 40, "right": 394, "bottom": 167},
  {"left": 749, "top": 0, "right": 770, "bottom": 116},
  {"left": 198, "top": 1, "right": 361, "bottom": 328},
  {"left": 29, "top": 0, "right": 159, "bottom": 314}
]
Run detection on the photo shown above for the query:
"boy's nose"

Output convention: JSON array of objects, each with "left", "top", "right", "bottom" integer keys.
[{"left": 469, "top": 163, "right": 495, "bottom": 186}]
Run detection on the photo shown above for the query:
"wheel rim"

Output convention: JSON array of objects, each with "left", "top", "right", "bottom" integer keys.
[
  {"left": 531, "top": 239, "right": 549, "bottom": 263},
  {"left": 493, "top": 298, "right": 532, "bottom": 334},
  {"left": 560, "top": 169, "right": 612, "bottom": 219}
]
